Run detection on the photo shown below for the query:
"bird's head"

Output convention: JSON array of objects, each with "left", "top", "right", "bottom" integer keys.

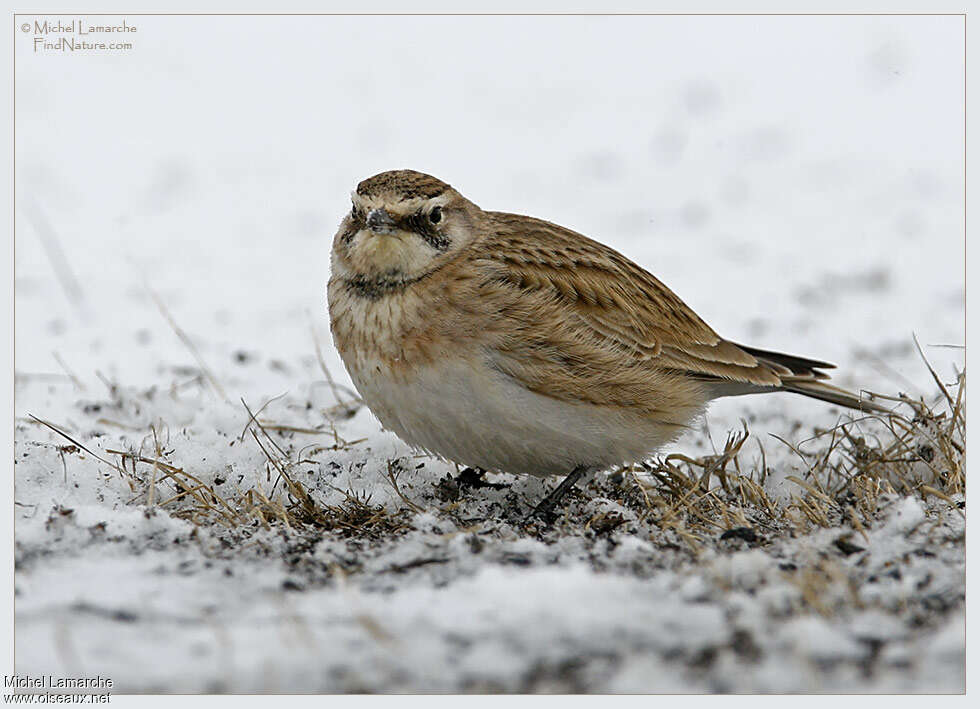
[{"left": 332, "top": 170, "right": 481, "bottom": 293}]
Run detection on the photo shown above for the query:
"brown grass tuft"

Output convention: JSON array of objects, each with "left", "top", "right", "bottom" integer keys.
[{"left": 616, "top": 356, "right": 964, "bottom": 550}]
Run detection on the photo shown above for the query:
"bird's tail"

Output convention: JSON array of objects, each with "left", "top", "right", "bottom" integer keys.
[
  {"left": 779, "top": 380, "right": 891, "bottom": 414},
  {"left": 711, "top": 343, "right": 892, "bottom": 415}
]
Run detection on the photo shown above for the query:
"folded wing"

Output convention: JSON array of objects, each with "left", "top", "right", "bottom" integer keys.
[{"left": 474, "top": 212, "right": 883, "bottom": 413}]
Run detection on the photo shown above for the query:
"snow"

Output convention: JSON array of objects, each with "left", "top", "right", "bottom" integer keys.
[
  {"left": 13, "top": 14, "right": 964, "bottom": 693},
  {"left": 879, "top": 495, "right": 928, "bottom": 537}
]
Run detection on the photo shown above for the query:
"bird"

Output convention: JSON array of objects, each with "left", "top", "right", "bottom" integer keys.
[{"left": 327, "top": 169, "right": 887, "bottom": 520}]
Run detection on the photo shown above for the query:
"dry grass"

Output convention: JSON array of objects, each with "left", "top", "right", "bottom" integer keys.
[
  {"left": 89, "top": 394, "right": 412, "bottom": 540},
  {"left": 612, "top": 356, "right": 965, "bottom": 551}
]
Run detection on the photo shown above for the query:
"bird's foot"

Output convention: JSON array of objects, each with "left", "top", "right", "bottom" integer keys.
[
  {"left": 524, "top": 465, "right": 589, "bottom": 525},
  {"left": 457, "top": 467, "right": 509, "bottom": 491}
]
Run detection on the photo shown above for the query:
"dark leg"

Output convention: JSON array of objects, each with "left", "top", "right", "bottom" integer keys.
[
  {"left": 458, "top": 467, "right": 509, "bottom": 491},
  {"left": 526, "top": 465, "right": 590, "bottom": 523},
  {"left": 436, "top": 467, "right": 510, "bottom": 503}
]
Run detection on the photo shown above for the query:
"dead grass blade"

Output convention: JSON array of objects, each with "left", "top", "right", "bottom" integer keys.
[{"left": 149, "top": 288, "right": 230, "bottom": 403}]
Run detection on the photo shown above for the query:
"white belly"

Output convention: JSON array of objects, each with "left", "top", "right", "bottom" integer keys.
[{"left": 346, "top": 355, "right": 688, "bottom": 477}]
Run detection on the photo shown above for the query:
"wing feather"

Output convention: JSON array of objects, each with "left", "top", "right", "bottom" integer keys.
[{"left": 479, "top": 212, "right": 787, "bottom": 386}]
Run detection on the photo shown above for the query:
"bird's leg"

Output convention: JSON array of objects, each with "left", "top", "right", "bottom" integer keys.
[
  {"left": 457, "top": 466, "right": 486, "bottom": 489},
  {"left": 458, "top": 467, "right": 509, "bottom": 491},
  {"left": 527, "top": 465, "right": 590, "bottom": 523}
]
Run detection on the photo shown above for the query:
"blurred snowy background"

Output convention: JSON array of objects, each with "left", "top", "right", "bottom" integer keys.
[{"left": 14, "top": 15, "right": 964, "bottom": 692}]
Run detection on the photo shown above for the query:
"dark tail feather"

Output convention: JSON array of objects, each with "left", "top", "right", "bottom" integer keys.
[
  {"left": 736, "top": 343, "right": 835, "bottom": 379},
  {"left": 703, "top": 340, "right": 892, "bottom": 414},
  {"left": 781, "top": 380, "right": 891, "bottom": 414}
]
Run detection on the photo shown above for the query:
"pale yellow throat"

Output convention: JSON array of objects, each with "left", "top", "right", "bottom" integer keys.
[{"left": 349, "top": 229, "right": 432, "bottom": 276}]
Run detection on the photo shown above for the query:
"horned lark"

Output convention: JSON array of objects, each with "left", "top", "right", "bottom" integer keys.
[{"left": 328, "top": 169, "right": 885, "bottom": 518}]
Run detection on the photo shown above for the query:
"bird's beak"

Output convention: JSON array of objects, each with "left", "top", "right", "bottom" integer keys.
[{"left": 366, "top": 208, "right": 396, "bottom": 234}]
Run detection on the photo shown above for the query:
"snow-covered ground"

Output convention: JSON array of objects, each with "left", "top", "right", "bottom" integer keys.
[{"left": 14, "top": 14, "right": 964, "bottom": 693}]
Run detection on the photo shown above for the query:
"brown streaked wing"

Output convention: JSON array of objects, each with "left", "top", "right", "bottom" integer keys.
[{"left": 477, "top": 211, "right": 785, "bottom": 387}]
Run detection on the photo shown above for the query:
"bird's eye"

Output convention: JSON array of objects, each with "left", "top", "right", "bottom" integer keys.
[{"left": 429, "top": 206, "right": 442, "bottom": 224}]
